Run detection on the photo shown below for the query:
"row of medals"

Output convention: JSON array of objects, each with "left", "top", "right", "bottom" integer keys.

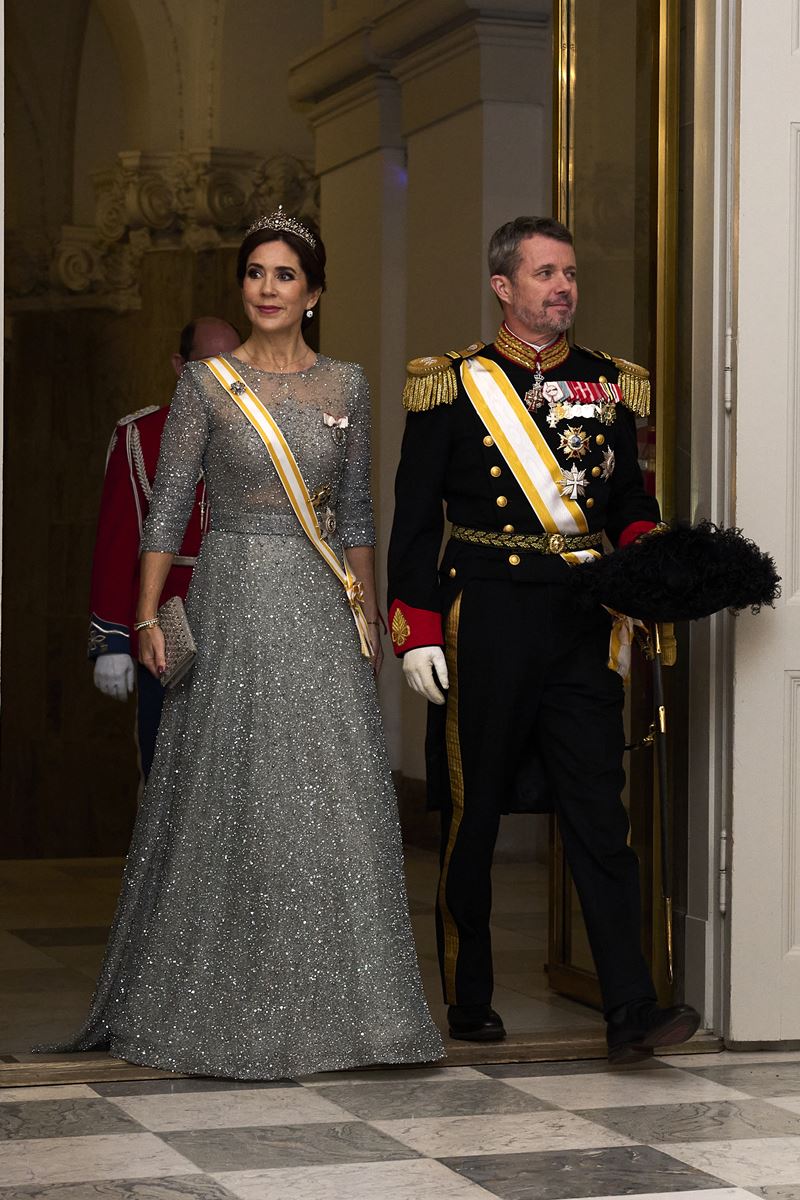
[{"left": 523, "top": 363, "right": 616, "bottom": 499}]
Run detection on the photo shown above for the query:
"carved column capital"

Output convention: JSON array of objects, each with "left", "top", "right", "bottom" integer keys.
[{"left": 6, "top": 149, "right": 319, "bottom": 312}]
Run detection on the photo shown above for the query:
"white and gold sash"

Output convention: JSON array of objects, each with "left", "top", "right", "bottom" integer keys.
[
  {"left": 461, "top": 356, "right": 600, "bottom": 566},
  {"left": 204, "top": 356, "right": 372, "bottom": 658},
  {"left": 461, "top": 355, "right": 639, "bottom": 676}
]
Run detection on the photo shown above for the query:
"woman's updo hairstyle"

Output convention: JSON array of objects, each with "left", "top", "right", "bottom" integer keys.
[{"left": 236, "top": 214, "right": 326, "bottom": 330}]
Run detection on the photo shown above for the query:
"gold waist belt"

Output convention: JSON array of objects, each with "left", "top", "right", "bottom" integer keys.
[{"left": 451, "top": 525, "right": 603, "bottom": 555}]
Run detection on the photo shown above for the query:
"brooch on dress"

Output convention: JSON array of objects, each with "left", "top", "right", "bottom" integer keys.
[
  {"left": 323, "top": 413, "right": 349, "bottom": 445},
  {"left": 309, "top": 482, "right": 337, "bottom": 540}
]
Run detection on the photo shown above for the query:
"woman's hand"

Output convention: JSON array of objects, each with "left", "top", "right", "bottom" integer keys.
[{"left": 139, "top": 624, "right": 167, "bottom": 679}]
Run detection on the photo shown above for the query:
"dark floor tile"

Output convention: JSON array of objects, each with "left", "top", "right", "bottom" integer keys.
[
  {"left": 0, "top": 1098, "right": 145, "bottom": 1141},
  {"left": 320, "top": 1078, "right": 556, "bottom": 1120},
  {"left": 476, "top": 1059, "right": 673, "bottom": 1079},
  {"left": 161, "top": 1120, "right": 421, "bottom": 1171},
  {"left": 681, "top": 1062, "right": 800, "bottom": 1096},
  {"left": 441, "top": 1144, "right": 729, "bottom": 1200},
  {"left": 0, "top": 1177, "right": 240, "bottom": 1199},
  {"left": 746, "top": 1188, "right": 800, "bottom": 1200},
  {"left": 90, "top": 1077, "right": 299, "bottom": 1096},
  {"left": 8, "top": 928, "right": 111, "bottom": 947},
  {"left": 579, "top": 1098, "right": 800, "bottom": 1143}
]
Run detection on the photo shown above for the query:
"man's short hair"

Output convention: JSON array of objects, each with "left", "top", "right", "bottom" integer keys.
[
  {"left": 488, "top": 217, "right": 574, "bottom": 279},
  {"left": 178, "top": 320, "right": 196, "bottom": 362}
]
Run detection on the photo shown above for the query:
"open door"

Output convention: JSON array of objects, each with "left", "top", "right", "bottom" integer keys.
[{"left": 548, "top": 0, "right": 681, "bottom": 1008}]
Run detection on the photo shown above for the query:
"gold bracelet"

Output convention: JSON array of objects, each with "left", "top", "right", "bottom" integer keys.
[{"left": 133, "top": 618, "right": 159, "bottom": 631}]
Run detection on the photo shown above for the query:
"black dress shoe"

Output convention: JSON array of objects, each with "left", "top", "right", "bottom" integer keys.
[
  {"left": 606, "top": 1000, "right": 701, "bottom": 1065},
  {"left": 447, "top": 1004, "right": 506, "bottom": 1042}
]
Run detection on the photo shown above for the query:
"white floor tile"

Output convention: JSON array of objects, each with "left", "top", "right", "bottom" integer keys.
[
  {"left": 660, "top": 1051, "right": 800, "bottom": 1067},
  {"left": 503, "top": 1068, "right": 749, "bottom": 1108},
  {"left": 214, "top": 1159, "right": 492, "bottom": 1199},
  {"left": 0, "top": 1084, "right": 97, "bottom": 1102},
  {"left": 107, "top": 1085, "right": 353, "bottom": 1131},
  {"left": 764, "top": 1096, "right": 800, "bottom": 1114},
  {"left": 656, "top": 1136, "right": 800, "bottom": 1186},
  {"left": 370, "top": 1109, "right": 634, "bottom": 1157},
  {"left": 0, "top": 1133, "right": 196, "bottom": 1186}
]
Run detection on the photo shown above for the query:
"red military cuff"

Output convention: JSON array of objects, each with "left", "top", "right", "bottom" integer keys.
[
  {"left": 618, "top": 520, "right": 657, "bottom": 548},
  {"left": 388, "top": 600, "right": 444, "bottom": 656}
]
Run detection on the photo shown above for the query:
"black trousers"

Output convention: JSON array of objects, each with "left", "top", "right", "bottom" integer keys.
[
  {"left": 136, "top": 663, "right": 166, "bottom": 782},
  {"left": 436, "top": 579, "right": 656, "bottom": 1015}
]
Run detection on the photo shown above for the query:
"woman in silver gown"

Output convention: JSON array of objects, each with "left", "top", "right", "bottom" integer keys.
[{"left": 50, "top": 212, "right": 443, "bottom": 1079}]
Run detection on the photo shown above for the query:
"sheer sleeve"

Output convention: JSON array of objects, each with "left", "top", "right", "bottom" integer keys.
[
  {"left": 141, "top": 366, "right": 210, "bottom": 554},
  {"left": 337, "top": 365, "right": 376, "bottom": 548}
]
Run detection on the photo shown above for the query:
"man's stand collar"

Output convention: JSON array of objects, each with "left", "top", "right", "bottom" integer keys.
[{"left": 495, "top": 324, "right": 570, "bottom": 374}]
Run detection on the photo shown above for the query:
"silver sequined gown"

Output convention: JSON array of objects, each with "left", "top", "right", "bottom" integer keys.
[{"left": 51, "top": 353, "right": 444, "bottom": 1078}]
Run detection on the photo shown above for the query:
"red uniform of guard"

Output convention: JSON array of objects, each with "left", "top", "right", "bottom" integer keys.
[{"left": 88, "top": 405, "right": 208, "bottom": 661}]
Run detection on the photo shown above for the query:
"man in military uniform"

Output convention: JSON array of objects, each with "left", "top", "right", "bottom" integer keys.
[
  {"left": 387, "top": 216, "right": 700, "bottom": 1063},
  {"left": 89, "top": 317, "right": 239, "bottom": 779}
]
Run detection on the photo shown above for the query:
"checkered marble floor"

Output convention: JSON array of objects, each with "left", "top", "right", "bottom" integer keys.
[{"left": 2, "top": 1052, "right": 800, "bottom": 1198}]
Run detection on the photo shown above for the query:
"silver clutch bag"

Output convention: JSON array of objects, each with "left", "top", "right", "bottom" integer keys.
[{"left": 157, "top": 595, "right": 197, "bottom": 688}]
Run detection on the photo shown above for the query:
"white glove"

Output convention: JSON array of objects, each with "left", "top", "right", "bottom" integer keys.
[
  {"left": 93, "top": 653, "right": 135, "bottom": 701},
  {"left": 402, "top": 646, "right": 449, "bottom": 705}
]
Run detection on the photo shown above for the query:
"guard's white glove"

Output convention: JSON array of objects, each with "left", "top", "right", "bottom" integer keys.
[
  {"left": 402, "top": 646, "right": 449, "bottom": 705},
  {"left": 93, "top": 653, "right": 135, "bottom": 701}
]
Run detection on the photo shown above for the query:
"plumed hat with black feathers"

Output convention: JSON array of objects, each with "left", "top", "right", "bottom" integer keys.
[{"left": 571, "top": 520, "right": 780, "bottom": 622}]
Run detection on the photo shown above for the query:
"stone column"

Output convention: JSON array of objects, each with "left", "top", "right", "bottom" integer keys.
[
  {"left": 390, "top": 8, "right": 552, "bottom": 784},
  {"left": 394, "top": 11, "right": 551, "bottom": 353}
]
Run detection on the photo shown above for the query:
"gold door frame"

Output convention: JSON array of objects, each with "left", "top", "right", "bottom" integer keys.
[
  {"left": 549, "top": 0, "right": 681, "bottom": 1007},
  {"left": 554, "top": 0, "right": 679, "bottom": 517}
]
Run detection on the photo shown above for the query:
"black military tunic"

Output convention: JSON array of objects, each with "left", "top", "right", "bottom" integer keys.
[{"left": 387, "top": 326, "right": 661, "bottom": 1013}]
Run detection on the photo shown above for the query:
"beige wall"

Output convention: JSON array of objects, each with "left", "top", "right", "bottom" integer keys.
[
  {"left": 73, "top": 4, "right": 130, "bottom": 225},
  {"left": 218, "top": 0, "right": 320, "bottom": 155},
  {"left": 728, "top": 0, "right": 800, "bottom": 1042}
]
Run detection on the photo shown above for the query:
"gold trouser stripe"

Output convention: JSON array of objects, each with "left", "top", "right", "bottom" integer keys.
[{"left": 438, "top": 592, "right": 465, "bottom": 1004}]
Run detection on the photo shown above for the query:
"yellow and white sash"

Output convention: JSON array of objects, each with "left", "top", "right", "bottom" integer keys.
[
  {"left": 204, "top": 356, "right": 372, "bottom": 658},
  {"left": 461, "top": 356, "right": 600, "bottom": 566},
  {"left": 461, "top": 355, "right": 639, "bottom": 676}
]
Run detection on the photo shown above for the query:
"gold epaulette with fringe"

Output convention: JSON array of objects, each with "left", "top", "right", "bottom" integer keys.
[
  {"left": 402, "top": 342, "right": 485, "bottom": 412},
  {"left": 578, "top": 345, "right": 651, "bottom": 418}
]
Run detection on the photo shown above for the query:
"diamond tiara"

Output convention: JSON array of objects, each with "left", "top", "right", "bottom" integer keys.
[{"left": 243, "top": 206, "right": 317, "bottom": 250}]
